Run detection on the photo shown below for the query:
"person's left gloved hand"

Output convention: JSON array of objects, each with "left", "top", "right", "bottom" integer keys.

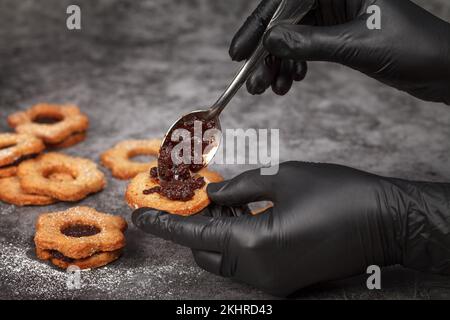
[{"left": 133, "top": 161, "right": 450, "bottom": 297}]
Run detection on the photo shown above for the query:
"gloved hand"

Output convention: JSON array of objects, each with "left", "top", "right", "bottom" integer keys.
[
  {"left": 230, "top": 0, "right": 450, "bottom": 104},
  {"left": 133, "top": 161, "right": 450, "bottom": 297}
]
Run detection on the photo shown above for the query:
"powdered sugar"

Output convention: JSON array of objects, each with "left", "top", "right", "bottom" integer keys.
[{"left": 0, "top": 238, "right": 205, "bottom": 299}]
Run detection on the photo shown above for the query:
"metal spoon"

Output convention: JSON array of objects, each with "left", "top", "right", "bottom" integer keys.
[{"left": 160, "top": 0, "right": 316, "bottom": 171}]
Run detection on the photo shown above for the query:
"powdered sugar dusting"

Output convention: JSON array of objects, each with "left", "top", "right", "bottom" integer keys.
[{"left": 0, "top": 238, "right": 205, "bottom": 299}]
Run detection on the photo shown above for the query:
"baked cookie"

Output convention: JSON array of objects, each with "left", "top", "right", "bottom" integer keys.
[
  {"left": 0, "top": 176, "right": 56, "bottom": 206},
  {"left": 0, "top": 133, "right": 45, "bottom": 167},
  {"left": 125, "top": 169, "right": 223, "bottom": 216},
  {"left": 101, "top": 139, "right": 160, "bottom": 179},
  {"left": 17, "top": 152, "right": 106, "bottom": 201},
  {"left": 34, "top": 206, "right": 127, "bottom": 269},
  {"left": 8, "top": 103, "right": 89, "bottom": 145}
]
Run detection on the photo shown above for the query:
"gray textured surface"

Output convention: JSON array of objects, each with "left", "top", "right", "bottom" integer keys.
[{"left": 0, "top": 0, "right": 450, "bottom": 300}]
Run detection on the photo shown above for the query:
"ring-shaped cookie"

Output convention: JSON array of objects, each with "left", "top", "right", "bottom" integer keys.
[
  {"left": 8, "top": 103, "right": 89, "bottom": 144},
  {"left": 34, "top": 206, "right": 127, "bottom": 260},
  {"left": 101, "top": 139, "right": 160, "bottom": 179},
  {"left": 0, "top": 133, "right": 45, "bottom": 167},
  {"left": 18, "top": 152, "right": 106, "bottom": 201},
  {"left": 125, "top": 169, "right": 223, "bottom": 216}
]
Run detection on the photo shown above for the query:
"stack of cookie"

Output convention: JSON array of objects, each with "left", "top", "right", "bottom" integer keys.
[
  {"left": 7, "top": 103, "right": 89, "bottom": 149},
  {"left": 0, "top": 133, "right": 45, "bottom": 178},
  {"left": 34, "top": 206, "right": 127, "bottom": 269},
  {"left": 0, "top": 133, "right": 51, "bottom": 205},
  {"left": 1, "top": 104, "right": 128, "bottom": 271},
  {"left": 0, "top": 104, "right": 106, "bottom": 206}
]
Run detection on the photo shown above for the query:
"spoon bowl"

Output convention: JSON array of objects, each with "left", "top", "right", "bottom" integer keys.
[{"left": 160, "top": 109, "right": 222, "bottom": 170}]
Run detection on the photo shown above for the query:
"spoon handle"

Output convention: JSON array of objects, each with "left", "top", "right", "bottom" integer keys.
[{"left": 207, "top": 0, "right": 316, "bottom": 120}]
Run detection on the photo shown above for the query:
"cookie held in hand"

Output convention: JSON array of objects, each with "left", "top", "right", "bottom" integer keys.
[{"left": 125, "top": 169, "right": 223, "bottom": 216}]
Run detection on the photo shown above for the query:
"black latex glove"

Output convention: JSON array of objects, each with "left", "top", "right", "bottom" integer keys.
[
  {"left": 133, "top": 162, "right": 450, "bottom": 297},
  {"left": 230, "top": 0, "right": 450, "bottom": 104}
]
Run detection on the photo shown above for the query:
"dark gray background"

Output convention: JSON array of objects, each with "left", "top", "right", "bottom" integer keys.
[{"left": 0, "top": 0, "right": 449, "bottom": 299}]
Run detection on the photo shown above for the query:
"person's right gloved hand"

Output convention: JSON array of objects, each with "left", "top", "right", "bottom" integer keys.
[
  {"left": 230, "top": 0, "right": 450, "bottom": 105},
  {"left": 133, "top": 161, "right": 450, "bottom": 297}
]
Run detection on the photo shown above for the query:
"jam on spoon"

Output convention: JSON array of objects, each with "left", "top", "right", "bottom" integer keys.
[{"left": 143, "top": 115, "right": 215, "bottom": 201}]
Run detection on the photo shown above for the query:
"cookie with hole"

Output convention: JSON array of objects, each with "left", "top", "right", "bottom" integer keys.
[
  {"left": 8, "top": 103, "right": 89, "bottom": 145},
  {"left": 34, "top": 206, "right": 127, "bottom": 265},
  {"left": 101, "top": 139, "right": 161, "bottom": 180},
  {"left": 17, "top": 152, "right": 106, "bottom": 201}
]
